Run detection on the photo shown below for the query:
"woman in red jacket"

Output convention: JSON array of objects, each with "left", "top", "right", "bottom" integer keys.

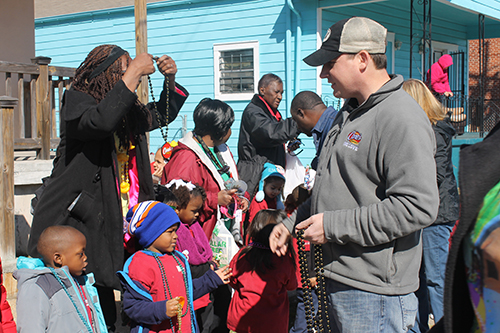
[
  {"left": 162, "top": 98, "right": 248, "bottom": 333},
  {"left": 162, "top": 98, "right": 248, "bottom": 241}
]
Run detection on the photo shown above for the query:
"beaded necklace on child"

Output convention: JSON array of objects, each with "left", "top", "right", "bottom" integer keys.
[{"left": 48, "top": 268, "right": 94, "bottom": 333}]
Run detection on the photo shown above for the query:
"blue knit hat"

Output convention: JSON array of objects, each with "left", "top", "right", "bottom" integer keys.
[
  {"left": 126, "top": 201, "right": 180, "bottom": 249},
  {"left": 255, "top": 163, "right": 286, "bottom": 202}
]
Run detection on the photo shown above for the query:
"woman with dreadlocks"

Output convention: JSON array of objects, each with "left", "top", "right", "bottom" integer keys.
[{"left": 27, "top": 44, "right": 189, "bottom": 331}]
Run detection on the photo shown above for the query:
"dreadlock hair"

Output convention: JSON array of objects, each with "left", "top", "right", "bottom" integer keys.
[
  {"left": 71, "top": 44, "right": 152, "bottom": 150},
  {"left": 167, "top": 180, "right": 207, "bottom": 210},
  {"left": 240, "top": 209, "right": 296, "bottom": 274}
]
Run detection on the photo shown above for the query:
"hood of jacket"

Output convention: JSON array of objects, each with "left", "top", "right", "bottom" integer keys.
[
  {"left": 434, "top": 118, "right": 456, "bottom": 137},
  {"left": 438, "top": 54, "right": 453, "bottom": 69},
  {"left": 344, "top": 74, "right": 405, "bottom": 117},
  {"left": 13, "top": 257, "right": 83, "bottom": 289}
]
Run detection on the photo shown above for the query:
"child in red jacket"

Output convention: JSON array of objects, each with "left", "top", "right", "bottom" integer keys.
[
  {"left": 228, "top": 209, "right": 297, "bottom": 333},
  {"left": 247, "top": 163, "right": 286, "bottom": 227},
  {"left": 118, "top": 201, "right": 232, "bottom": 333}
]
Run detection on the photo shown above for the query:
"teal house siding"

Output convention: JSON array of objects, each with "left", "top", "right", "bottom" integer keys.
[
  {"left": 35, "top": 0, "right": 321, "bottom": 162},
  {"left": 34, "top": 0, "right": 500, "bottom": 167}
]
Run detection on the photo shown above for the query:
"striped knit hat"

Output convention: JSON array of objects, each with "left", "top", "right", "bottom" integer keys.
[{"left": 126, "top": 201, "right": 180, "bottom": 248}]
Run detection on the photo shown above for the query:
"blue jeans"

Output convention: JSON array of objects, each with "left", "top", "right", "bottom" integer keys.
[
  {"left": 411, "top": 222, "right": 454, "bottom": 333},
  {"left": 326, "top": 279, "right": 418, "bottom": 333},
  {"left": 290, "top": 288, "right": 319, "bottom": 333}
]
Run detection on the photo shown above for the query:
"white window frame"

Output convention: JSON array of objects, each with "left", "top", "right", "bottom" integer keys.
[
  {"left": 387, "top": 32, "right": 395, "bottom": 74},
  {"left": 213, "top": 41, "right": 259, "bottom": 101},
  {"left": 421, "top": 41, "right": 458, "bottom": 70}
]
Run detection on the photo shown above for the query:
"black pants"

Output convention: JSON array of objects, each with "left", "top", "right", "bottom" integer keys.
[
  {"left": 96, "top": 285, "right": 117, "bottom": 331},
  {"left": 195, "top": 284, "right": 231, "bottom": 333}
]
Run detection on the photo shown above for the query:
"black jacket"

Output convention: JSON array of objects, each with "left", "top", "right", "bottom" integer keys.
[
  {"left": 429, "top": 120, "right": 500, "bottom": 333},
  {"left": 433, "top": 119, "right": 459, "bottom": 224},
  {"left": 237, "top": 94, "right": 298, "bottom": 194},
  {"left": 28, "top": 79, "right": 188, "bottom": 289}
]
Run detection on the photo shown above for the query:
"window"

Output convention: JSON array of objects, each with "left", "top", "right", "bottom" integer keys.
[{"left": 214, "top": 41, "right": 259, "bottom": 100}]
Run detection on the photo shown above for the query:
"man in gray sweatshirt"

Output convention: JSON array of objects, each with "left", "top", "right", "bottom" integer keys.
[{"left": 270, "top": 17, "right": 439, "bottom": 332}]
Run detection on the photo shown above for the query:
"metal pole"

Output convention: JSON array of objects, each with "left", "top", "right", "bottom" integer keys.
[
  {"left": 423, "top": 0, "right": 426, "bottom": 82},
  {"left": 410, "top": 0, "right": 413, "bottom": 77},
  {"left": 479, "top": 14, "right": 485, "bottom": 135},
  {"left": 428, "top": 0, "right": 432, "bottom": 84}
]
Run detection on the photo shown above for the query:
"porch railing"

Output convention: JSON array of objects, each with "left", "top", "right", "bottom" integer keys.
[
  {"left": 0, "top": 57, "right": 75, "bottom": 159},
  {"left": 442, "top": 95, "right": 500, "bottom": 135}
]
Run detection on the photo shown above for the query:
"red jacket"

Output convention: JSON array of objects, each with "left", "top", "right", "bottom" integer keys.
[
  {"left": 247, "top": 196, "right": 277, "bottom": 225},
  {"left": 163, "top": 143, "right": 220, "bottom": 239},
  {"left": 0, "top": 258, "right": 16, "bottom": 333},
  {"left": 162, "top": 131, "right": 241, "bottom": 240},
  {"left": 227, "top": 249, "right": 297, "bottom": 333}
]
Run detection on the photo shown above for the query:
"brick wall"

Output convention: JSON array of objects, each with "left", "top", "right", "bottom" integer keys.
[{"left": 469, "top": 38, "right": 500, "bottom": 99}]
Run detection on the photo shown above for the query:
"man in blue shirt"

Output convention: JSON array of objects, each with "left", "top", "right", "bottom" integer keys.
[{"left": 290, "top": 91, "right": 338, "bottom": 169}]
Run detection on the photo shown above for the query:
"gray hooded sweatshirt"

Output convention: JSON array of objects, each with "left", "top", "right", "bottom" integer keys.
[
  {"left": 283, "top": 75, "right": 439, "bottom": 295},
  {"left": 13, "top": 258, "right": 107, "bottom": 333}
]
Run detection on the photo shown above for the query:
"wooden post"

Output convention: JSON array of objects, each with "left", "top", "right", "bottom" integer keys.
[
  {"left": 33, "top": 56, "right": 52, "bottom": 159},
  {"left": 0, "top": 96, "right": 18, "bottom": 271},
  {"left": 135, "top": 0, "right": 149, "bottom": 105}
]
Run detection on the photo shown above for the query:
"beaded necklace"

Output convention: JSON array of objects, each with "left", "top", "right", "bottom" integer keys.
[
  {"left": 116, "top": 138, "right": 135, "bottom": 195},
  {"left": 248, "top": 241, "right": 270, "bottom": 250},
  {"left": 148, "top": 75, "right": 169, "bottom": 142},
  {"left": 48, "top": 268, "right": 94, "bottom": 333},
  {"left": 192, "top": 132, "right": 231, "bottom": 178},
  {"left": 296, "top": 230, "right": 331, "bottom": 333},
  {"left": 152, "top": 252, "right": 192, "bottom": 333},
  {"left": 116, "top": 74, "right": 169, "bottom": 210}
]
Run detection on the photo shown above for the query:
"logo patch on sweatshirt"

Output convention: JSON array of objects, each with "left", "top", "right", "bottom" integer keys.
[{"left": 343, "top": 131, "right": 362, "bottom": 151}]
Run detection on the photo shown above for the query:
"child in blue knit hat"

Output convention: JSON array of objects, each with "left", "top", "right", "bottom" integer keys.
[
  {"left": 118, "top": 201, "right": 231, "bottom": 333},
  {"left": 247, "top": 163, "right": 286, "bottom": 234}
]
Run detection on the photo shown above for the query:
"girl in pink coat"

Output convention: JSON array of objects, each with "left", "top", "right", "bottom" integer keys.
[{"left": 427, "top": 54, "right": 454, "bottom": 97}]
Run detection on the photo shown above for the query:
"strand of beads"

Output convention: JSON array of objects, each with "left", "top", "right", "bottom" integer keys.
[
  {"left": 296, "top": 230, "right": 316, "bottom": 333},
  {"left": 149, "top": 75, "right": 169, "bottom": 141},
  {"left": 314, "top": 244, "right": 331, "bottom": 332},
  {"left": 48, "top": 268, "right": 93, "bottom": 333},
  {"left": 118, "top": 150, "right": 130, "bottom": 194},
  {"left": 153, "top": 252, "right": 193, "bottom": 332},
  {"left": 177, "top": 302, "right": 182, "bottom": 332}
]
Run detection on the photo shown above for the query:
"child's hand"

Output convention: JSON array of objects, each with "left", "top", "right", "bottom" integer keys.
[
  {"left": 214, "top": 265, "right": 232, "bottom": 284},
  {"left": 165, "top": 298, "right": 180, "bottom": 318}
]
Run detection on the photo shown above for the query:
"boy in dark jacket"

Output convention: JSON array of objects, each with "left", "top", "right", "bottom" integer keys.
[{"left": 118, "top": 201, "right": 232, "bottom": 333}]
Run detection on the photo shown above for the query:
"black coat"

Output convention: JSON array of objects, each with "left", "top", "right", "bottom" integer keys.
[
  {"left": 429, "top": 120, "right": 500, "bottom": 333},
  {"left": 433, "top": 119, "right": 459, "bottom": 224},
  {"left": 237, "top": 94, "right": 298, "bottom": 194},
  {"left": 28, "top": 79, "right": 188, "bottom": 289}
]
